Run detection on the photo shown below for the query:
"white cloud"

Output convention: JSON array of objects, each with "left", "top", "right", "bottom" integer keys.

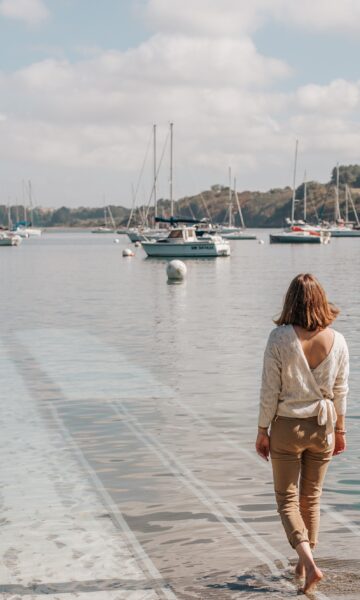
[
  {"left": 276, "top": 0, "right": 360, "bottom": 34},
  {"left": 297, "top": 80, "right": 360, "bottom": 113},
  {"left": 0, "top": 0, "right": 49, "bottom": 25},
  {"left": 1, "top": 33, "right": 359, "bottom": 204},
  {"left": 145, "top": 0, "right": 274, "bottom": 36},
  {"left": 0, "top": 32, "right": 290, "bottom": 168},
  {"left": 1, "top": 0, "right": 360, "bottom": 206},
  {"left": 146, "top": 0, "right": 360, "bottom": 36}
]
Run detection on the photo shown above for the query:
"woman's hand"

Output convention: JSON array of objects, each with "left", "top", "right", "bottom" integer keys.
[
  {"left": 333, "top": 432, "right": 346, "bottom": 456},
  {"left": 256, "top": 430, "right": 270, "bottom": 462}
]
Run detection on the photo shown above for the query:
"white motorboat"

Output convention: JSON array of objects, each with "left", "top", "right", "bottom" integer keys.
[
  {"left": 0, "top": 231, "right": 22, "bottom": 246},
  {"left": 142, "top": 227, "right": 230, "bottom": 257}
]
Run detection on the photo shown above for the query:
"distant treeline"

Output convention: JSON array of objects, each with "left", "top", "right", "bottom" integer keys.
[{"left": 1, "top": 165, "right": 360, "bottom": 228}]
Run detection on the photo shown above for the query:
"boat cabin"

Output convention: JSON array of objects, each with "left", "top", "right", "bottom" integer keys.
[{"left": 166, "top": 227, "right": 197, "bottom": 242}]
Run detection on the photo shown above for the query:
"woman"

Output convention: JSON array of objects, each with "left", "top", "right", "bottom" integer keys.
[{"left": 255, "top": 273, "right": 349, "bottom": 593}]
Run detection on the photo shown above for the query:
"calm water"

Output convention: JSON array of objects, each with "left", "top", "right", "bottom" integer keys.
[{"left": 1, "top": 230, "right": 359, "bottom": 600}]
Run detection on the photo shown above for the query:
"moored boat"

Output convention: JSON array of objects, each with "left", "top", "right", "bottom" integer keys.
[
  {"left": 222, "top": 231, "right": 257, "bottom": 240},
  {"left": 92, "top": 226, "right": 114, "bottom": 234},
  {"left": 0, "top": 231, "right": 22, "bottom": 246},
  {"left": 270, "top": 230, "right": 330, "bottom": 244},
  {"left": 142, "top": 226, "right": 230, "bottom": 257},
  {"left": 323, "top": 172, "right": 360, "bottom": 237},
  {"left": 92, "top": 206, "right": 116, "bottom": 234},
  {"left": 270, "top": 141, "right": 330, "bottom": 245},
  {"left": 324, "top": 221, "right": 360, "bottom": 237},
  {"left": 127, "top": 227, "right": 169, "bottom": 243},
  {"left": 17, "top": 227, "right": 42, "bottom": 237}
]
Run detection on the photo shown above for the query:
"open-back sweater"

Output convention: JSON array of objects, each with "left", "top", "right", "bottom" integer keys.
[{"left": 258, "top": 325, "right": 349, "bottom": 437}]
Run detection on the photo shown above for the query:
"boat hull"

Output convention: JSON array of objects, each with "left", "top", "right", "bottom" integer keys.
[
  {"left": 142, "top": 240, "right": 230, "bottom": 257},
  {"left": 270, "top": 234, "right": 322, "bottom": 244},
  {"left": 328, "top": 230, "right": 360, "bottom": 237},
  {"left": 0, "top": 234, "right": 22, "bottom": 246},
  {"left": 222, "top": 233, "right": 257, "bottom": 240},
  {"left": 25, "top": 228, "right": 42, "bottom": 237}
]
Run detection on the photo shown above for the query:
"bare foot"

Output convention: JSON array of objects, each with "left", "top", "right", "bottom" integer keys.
[
  {"left": 295, "top": 560, "right": 305, "bottom": 578},
  {"left": 302, "top": 565, "right": 323, "bottom": 593}
]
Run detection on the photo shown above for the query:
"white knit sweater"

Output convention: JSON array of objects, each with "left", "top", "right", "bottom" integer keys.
[{"left": 258, "top": 324, "right": 349, "bottom": 429}]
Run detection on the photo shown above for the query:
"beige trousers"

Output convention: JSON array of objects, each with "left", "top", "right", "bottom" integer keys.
[{"left": 270, "top": 416, "right": 334, "bottom": 549}]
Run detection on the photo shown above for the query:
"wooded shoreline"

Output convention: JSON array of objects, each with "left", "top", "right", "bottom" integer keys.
[{"left": 2, "top": 174, "right": 360, "bottom": 229}]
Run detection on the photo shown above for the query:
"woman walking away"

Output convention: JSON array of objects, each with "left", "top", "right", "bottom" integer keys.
[{"left": 255, "top": 273, "right": 349, "bottom": 594}]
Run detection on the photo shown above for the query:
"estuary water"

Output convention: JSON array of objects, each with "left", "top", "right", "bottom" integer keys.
[{"left": 1, "top": 230, "right": 359, "bottom": 600}]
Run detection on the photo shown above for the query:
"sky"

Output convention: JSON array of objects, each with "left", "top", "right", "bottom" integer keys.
[{"left": 1, "top": 0, "right": 360, "bottom": 208}]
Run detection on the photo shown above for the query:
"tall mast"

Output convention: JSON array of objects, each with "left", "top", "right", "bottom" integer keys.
[
  {"left": 234, "top": 177, "right": 245, "bottom": 228},
  {"left": 228, "top": 166, "right": 232, "bottom": 227},
  {"left": 335, "top": 162, "right": 341, "bottom": 222},
  {"left": 348, "top": 186, "right": 360, "bottom": 226},
  {"left": 7, "top": 203, "right": 12, "bottom": 230},
  {"left": 153, "top": 124, "right": 157, "bottom": 222},
  {"left": 291, "top": 139, "right": 298, "bottom": 224},
  {"left": 345, "top": 184, "right": 349, "bottom": 223},
  {"left": 169, "top": 122, "right": 174, "bottom": 217},
  {"left": 22, "top": 179, "right": 27, "bottom": 221},
  {"left": 103, "top": 195, "right": 107, "bottom": 227},
  {"left": 126, "top": 183, "right": 136, "bottom": 228},
  {"left": 28, "top": 180, "right": 33, "bottom": 225},
  {"left": 303, "top": 170, "right": 307, "bottom": 222}
]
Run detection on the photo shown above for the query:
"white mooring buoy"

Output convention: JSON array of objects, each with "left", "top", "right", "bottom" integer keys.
[
  {"left": 122, "top": 248, "right": 135, "bottom": 257},
  {"left": 134, "top": 241, "right": 141, "bottom": 248},
  {"left": 114, "top": 238, "right": 120, "bottom": 244},
  {"left": 258, "top": 239, "right": 265, "bottom": 245},
  {"left": 166, "top": 260, "right": 187, "bottom": 281}
]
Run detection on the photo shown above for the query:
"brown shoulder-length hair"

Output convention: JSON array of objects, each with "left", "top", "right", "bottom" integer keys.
[{"left": 274, "top": 273, "right": 339, "bottom": 331}]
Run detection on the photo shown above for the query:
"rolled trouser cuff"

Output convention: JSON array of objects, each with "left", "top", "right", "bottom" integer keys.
[{"left": 291, "top": 532, "right": 310, "bottom": 549}]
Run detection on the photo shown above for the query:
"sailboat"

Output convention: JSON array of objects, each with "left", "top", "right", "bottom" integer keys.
[
  {"left": 25, "top": 181, "right": 42, "bottom": 236},
  {"left": 1, "top": 207, "right": 22, "bottom": 246},
  {"left": 126, "top": 124, "right": 170, "bottom": 243},
  {"left": 270, "top": 142, "right": 330, "bottom": 244},
  {"left": 221, "top": 173, "right": 257, "bottom": 240},
  {"left": 13, "top": 181, "right": 42, "bottom": 237},
  {"left": 92, "top": 205, "right": 117, "bottom": 233},
  {"left": 0, "top": 231, "right": 22, "bottom": 246},
  {"left": 322, "top": 166, "right": 360, "bottom": 237}
]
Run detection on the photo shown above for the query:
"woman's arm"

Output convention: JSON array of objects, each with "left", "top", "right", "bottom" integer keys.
[
  {"left": 256, "top": 334, "right": 282, "bottom": 461},
  {"left": 333, "top": 342, "right": 349, "bottom": 456},
  {"left": 333, "top": 414, "right": 347, "bottom": 455},
  {"left": 258, "top": 336, "right": 282, "bottom": 429},
  {"left": 333, "top": 342, "right": 349, "bottom": 417}
]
